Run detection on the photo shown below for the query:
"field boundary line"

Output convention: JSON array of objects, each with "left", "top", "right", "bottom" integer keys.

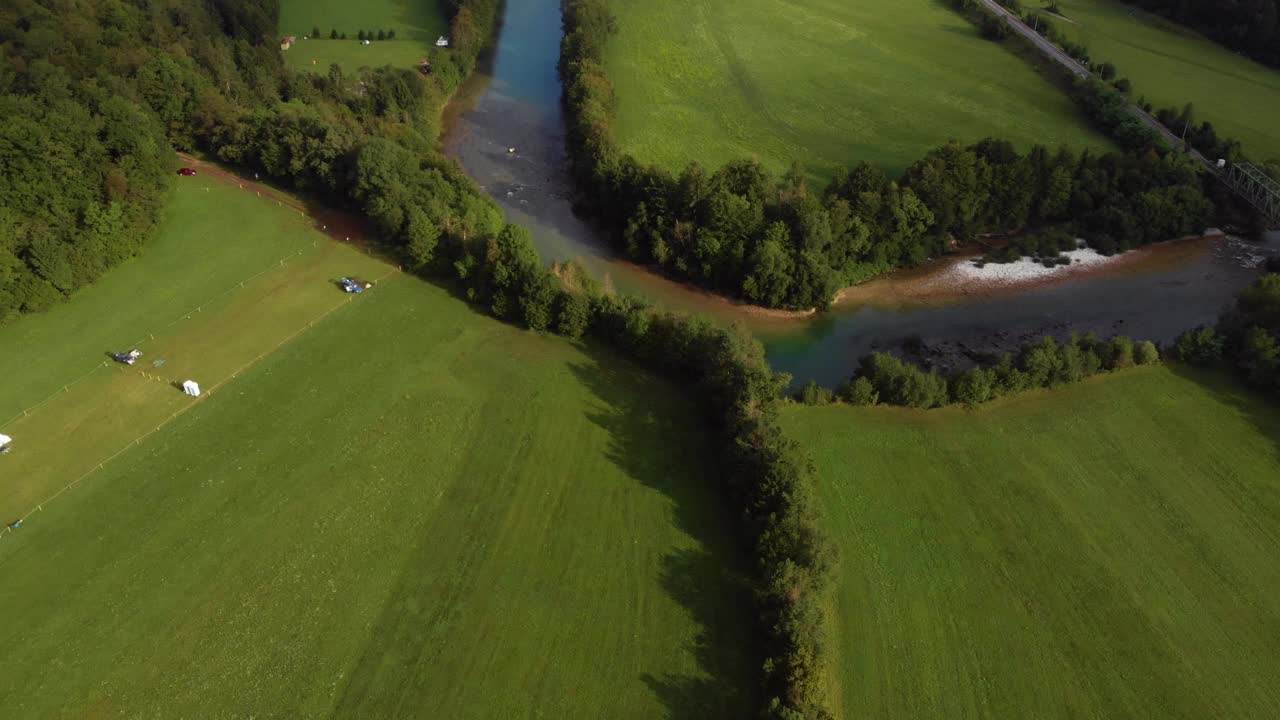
[
  {"left": 1, "top": 248, "right": 314, "bottom": 433},
  {"left": 0, "top": 269, "right": 402, "bottom": 541},
  {"left": 124, "top": 248, "right": 312, "bottom": 349},
  {"left": 0, "top": 363, "right": 109, "bottom": 432}
]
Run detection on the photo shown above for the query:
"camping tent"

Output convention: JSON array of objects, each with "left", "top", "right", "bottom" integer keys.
[
  {"left": 0, "top": 433, "right": 12, "bottom": 452},
  {"left": 182, "top": 380, "right": 201, "bottom": 397}
]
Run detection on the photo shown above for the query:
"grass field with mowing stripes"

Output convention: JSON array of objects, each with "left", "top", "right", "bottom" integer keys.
[
  {"left": 0, "top": 173, "right": 752, "bottom": 718},
  {"left": 1051, "top": 0, "right": 1280, "bottom": 162},
  {"left": 783, "top": 366, "right": 1280, "bottom": 719},
  {"left": 602, "top": 0, "right": 1112, "bottom": 181}
]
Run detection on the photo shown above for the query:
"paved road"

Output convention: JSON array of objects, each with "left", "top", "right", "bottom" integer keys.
[{"left": 975, "top": 0, "right": 1217, "bottom": 172}]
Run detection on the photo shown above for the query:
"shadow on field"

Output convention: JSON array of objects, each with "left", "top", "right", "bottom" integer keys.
[
  {"left": 1167, "top": 363, "right": 1280, "bottom": 466},
  {"left": 568, "top": 347, "right": 755, "bottom": 719}
]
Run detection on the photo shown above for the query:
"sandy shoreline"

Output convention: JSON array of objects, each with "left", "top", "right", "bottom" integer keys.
[{"left": 832, "top": 232, "right": 1229, "bottom": 309}]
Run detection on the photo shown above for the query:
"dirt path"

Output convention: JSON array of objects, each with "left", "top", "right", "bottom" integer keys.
[{"left": 177, "top": 154, "right": 374, "bottom": 250}]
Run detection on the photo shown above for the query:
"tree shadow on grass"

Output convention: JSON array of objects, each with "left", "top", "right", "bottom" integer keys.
[
  {"left": 1166, "top": 362, "right": 1280, "bottom": 468},
  {"left": 567, "top": 345, "right": 757, "bottom": 719}
]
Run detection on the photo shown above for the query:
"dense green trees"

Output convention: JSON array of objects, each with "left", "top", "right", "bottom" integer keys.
[
  {"left": 0, "top": 0, "right": 503, "bottom": 324},
  {"left": 818, "top": 333, "right": 1161, "bottom": 410},
  {"left": 561, "top": 0, "right": 1220, "bottom": 311},
  {"left": 0, "top": 0, "right": 181, "bottom": 320},
  {"left": 1179, "top": 271, "right": 1280, "bottom": 398}
]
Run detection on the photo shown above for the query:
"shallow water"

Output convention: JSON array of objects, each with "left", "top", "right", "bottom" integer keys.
[{"left": 443, "top": 0, "right": 1273, "bottom": 387}]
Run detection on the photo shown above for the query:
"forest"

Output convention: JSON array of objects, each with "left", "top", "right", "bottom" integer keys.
[
  {"left": 1129, "top": 0, "right": 1280, "bottom": 68},
  {"left": 0, "top": 0, "right": 499, "bottom": 323},
  {"left": 561, "top": 0, "right": 1223, "bottom": 311}
]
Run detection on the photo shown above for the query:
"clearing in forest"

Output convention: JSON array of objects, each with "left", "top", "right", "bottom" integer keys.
[
  {"left": 1051, "top": 0, "right": 1280, "bottom": 162},
  {"left": 277, "top": 0, "right": 448, "bottom": 73},
  {"left": 0, "top": 171, "right": 752, "bottom": 718},
  {"left": 602, "top": 0, "right": 1111, "bottom": 182},
  {"left": 783, "top": 366, "right": 1280, "bottom": 719}
]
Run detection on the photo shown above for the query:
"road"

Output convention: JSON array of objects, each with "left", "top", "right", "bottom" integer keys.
[{"left": 975, "top": 0, "right": 1217, "bottom": 172}]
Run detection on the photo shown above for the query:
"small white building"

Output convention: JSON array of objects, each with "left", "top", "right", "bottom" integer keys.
[
  {"left": 182, "top": 380, "right": 202, "bottom": 397},
  {"left": 436, "top": 36, "right": 449, "bottom": 47},
  {"left": 0, "top": 433, "right": 12, "bottom": 452}
]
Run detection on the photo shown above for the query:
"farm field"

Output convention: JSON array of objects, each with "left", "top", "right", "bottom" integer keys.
[
  {"left": 0, "top": 172, "right": 752, "bottom": 717},
  {"left": 278, "top": 0, "right": 447, "bottom": 73},
  {"left": 783, "top": 366, "right": 1280, "bottom": 719},
  {"left": 602, "top": 0, "right": 1112, "bottom": 181},
  {"left": 1051, "top": 0, "right": 1280, "bottom": 162}
]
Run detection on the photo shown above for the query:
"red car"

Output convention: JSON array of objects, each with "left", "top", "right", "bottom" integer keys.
[{"left": 177, "top": 168, "right": 197, "bottom": 176}]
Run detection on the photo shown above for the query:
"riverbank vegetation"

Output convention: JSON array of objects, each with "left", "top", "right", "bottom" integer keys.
[
  {"left": 784, "top": 364, "right": 1280, "bottom": 719},
  {"left": 1174, "top": 268, "right": 1280, "bottom": 400},
  {"left": 797, "top": 332, "right": 1159, "bottom": 410},
  {"left": 596, "top": 0, "right": 1108, "bottom": 181}
]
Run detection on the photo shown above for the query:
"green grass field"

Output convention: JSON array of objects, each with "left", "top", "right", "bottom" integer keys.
[
  {"left": 279, "top": 0, "right": 447, "bottom": 73},
  {"left": 602, "top": 0, "right": 1112, "bottom": 181},
  {"left": 0, "top": 173, "right": 752, "bottom": 717},
  {"left": 1051, "top": 0, "right": 1280, "bottom": 162},
  {"left": 783, "top": 367, "right": 1280, "bottom": 719}
]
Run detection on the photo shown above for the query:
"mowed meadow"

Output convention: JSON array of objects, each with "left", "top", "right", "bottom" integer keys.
[
  {"left": 1051, "top": 0, "right": 1280, "bottom": 162},
  {"left": 602, "top": 0, "right": 1112, "bottom": 181},
  {"left": 784, "top": 366, "right": 1280, "bottom": 719},
  {"left": 0, "top": 173, "right": 753, "bottom": 718},
  {"left": 278, "top": 0, "right": 447, "bottom": 73}
]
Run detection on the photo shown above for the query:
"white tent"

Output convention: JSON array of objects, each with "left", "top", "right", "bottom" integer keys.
[
  {"left": 0, "top": 433, "right": 12, "bottom": 452},
  {"left": 182, "top": 380, "right": 201, "bottom": 397}
]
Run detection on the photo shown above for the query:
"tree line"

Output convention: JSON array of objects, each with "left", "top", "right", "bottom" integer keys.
[
  {"left": 799, "top": 333, "right": 1161, "bottom": 410},
  {"left": 1173, "top": 262, "right": 1280, "bottom": 398},
  {"left": 561, "top": 0, "right": 1226, "bottom": 312}
]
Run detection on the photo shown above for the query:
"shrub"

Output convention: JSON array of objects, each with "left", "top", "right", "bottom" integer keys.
[
  {"left": 1134, "top": 340, "right": 1160, "bottom": 365},
  {"left": 797, "top": 381, "right": 835, "bottom": 406},
  {"left": 952, "top": 367, "right": 997, "bottom": 407},
  {"left": 553, "top": 291, "right": 591, "bottom": 339},
  {"left": 844, "top": 377, "right": 880, "bottom": 406},
  {"left": 1237, "top": 326, "right": 1279, "bottom": 386},
  {"left": 1104, "top": 335, "right": 1134, "bottom": 369}
]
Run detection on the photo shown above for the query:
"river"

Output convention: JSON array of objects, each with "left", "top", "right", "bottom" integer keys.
[{"left": 442, "top": 0, "right": 1274, "bottom": 387}]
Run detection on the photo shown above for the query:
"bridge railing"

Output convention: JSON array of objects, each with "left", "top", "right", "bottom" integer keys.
[{"left": 1227, "top": 162, "right": 1280, "bottom": 227}]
